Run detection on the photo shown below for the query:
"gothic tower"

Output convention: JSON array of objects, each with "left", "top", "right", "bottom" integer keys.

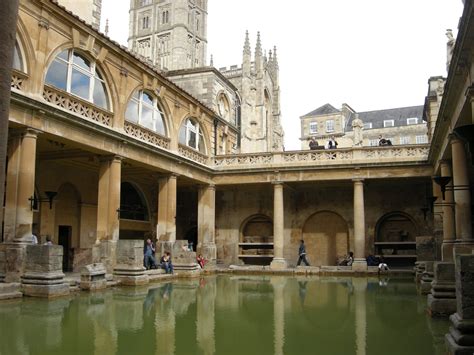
[{"left": 128, "top": 0, "right": 208, "bottom": 71}]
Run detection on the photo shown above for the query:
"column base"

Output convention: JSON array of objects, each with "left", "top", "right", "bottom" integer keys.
[
  {"left": 445, "top": 313, "right": 474, "bottom": 355},
  {"left": 442, "top": 241, "right": 456, "bottom": 262},
  {"left": 351, "top": 259, "right": 367, "bottom": 272},
  {"left": 197, "top": 243, "right": 217, "bottom": 263},
  {"left": 4, "top": 243, "right": 28, "bottom": 283},
  {"left": 428, "top": 262, "right": 456, "bottom": 318},
  {"left": 419, "top": 261, "right": 435, "bottom": 295},
  {"left": 270, "top": 258, "right": 288, "bottom": 270},
  {"left": 453, "top": 242, "right": 474, "bottom": 257}
]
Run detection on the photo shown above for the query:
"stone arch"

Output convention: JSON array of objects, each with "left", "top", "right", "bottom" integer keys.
[
  {"left": 124, "top": 86, "right": 172, "bottom": 138},
  {"left": 120, "top": 181, "right": 150, "bottom": 221},
  {"left": 15, "top": 15, "right": 36, "bottom": 74},
  {"left": 177, "top": 115, "right": 210, "bottom": 154},
  {"left": 375, "top": 211, "right": 419, "bottom": 243},
  {"left": 302, "top": 211, "right": 349, "bottom": 266},
  {"left": 55, "top": 183, "right": 82, "bottom": 272},
  {"left": 239, "top": 214, "right": 273, "bottom": 266},
  {"left": 43, "top": 46, "right": 115, "bottom": 112}
]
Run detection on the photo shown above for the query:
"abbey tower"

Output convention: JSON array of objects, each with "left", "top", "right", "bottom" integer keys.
[
  {"left": 128, "top": 0, "right": 283, "bottom": 153},
  {"left": 128, "top": 0, "right": 208, "bottom": 70}
]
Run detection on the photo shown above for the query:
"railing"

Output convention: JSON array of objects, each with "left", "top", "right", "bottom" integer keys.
[
  {"left": 124, "top": 121, "right": 170, "bottom": 150},
  {"left": 43, "top": 85, "right": 113, "bottom": 127},
  {"left": 213, "top": 145, "right": 430, "bottom": 170},
  {"left": 178, "top": 144, "right": 209, "bottom": 165},
  {"left": 11, "top": 70, "right": 28, "bottom": 91}
]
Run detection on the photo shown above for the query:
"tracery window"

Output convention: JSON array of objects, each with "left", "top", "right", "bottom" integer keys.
[
  {"left": 45, "top": 49, "right": 109, "bottom": 109},
  {"left": 125, "top": 90, "right": 166, "bottom": 136},
  {"left": 179, "top": 118, "right": 205, "bottom": 152}
]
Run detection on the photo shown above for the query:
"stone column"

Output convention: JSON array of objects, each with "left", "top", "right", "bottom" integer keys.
[
  {"left": 196, "top": 276, "right": 216, "bottom": 355},
  {"left": 157, "top": 174, "right": 177, "bottom": 252},
  {"left": 270, "top": 182, "right": 287, "bottom": 270},
  {"left": 445, "top": 254, "right": 474, "bottom": 354},
  {"left": 353, "top": 179, "right": 367, "bottom": 271},
  {"left": 3, "top": 129, "right": 39, "bottom": 243},
  {"left": 450, "top": 136, "right": 473, "bottom": 254},
  {"left": 353, "top": 278, "right": 367, "bottom": 355},
  {"left": 95, "top": 156, "right": 121, "bottom": 272},
  {"left": 198, "top": 184, "right": 216, "bottom": 263},
  {"left": 440, "top": 160, "right": 456, "bottom": 261},
  {"left": 271, "top": 277, "right": 286, "bottom": 355}
]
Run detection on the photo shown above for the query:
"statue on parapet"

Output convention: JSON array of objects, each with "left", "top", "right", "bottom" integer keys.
[
  {"left": 352, "top": 113, "right": 364, "bottom": 147},
  {"left": 446, "top": 29, "right": 455, "bottom": 73}
]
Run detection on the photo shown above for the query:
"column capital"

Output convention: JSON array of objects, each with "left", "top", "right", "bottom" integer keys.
[
  {"left": 272, "top": 181, "right": 284, "bottom": 187},
  {"left": 352, "top": 178, "right": 365, "bottom": 183},
  {"left": 448, "top": 133, "right": 463, "bottom": 144},
  {"left": 439, "top": 159, "right": 452, "bottom": 167},
  {"left": 98, "top": 155, "right": 123, "bottom": 163},
  {"left": 23, "top": 128, "right": 42, "bottom": 139},
  {"left": 199, "top": 183, "right": 215, "bottom": 191}
]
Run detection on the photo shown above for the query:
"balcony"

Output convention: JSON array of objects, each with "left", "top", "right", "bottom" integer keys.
[{"left": 213, "top": 145, "right": 430, "bottom": 171}]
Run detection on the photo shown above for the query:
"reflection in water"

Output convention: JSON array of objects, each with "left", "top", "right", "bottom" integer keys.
[{"left": 0, "top": 276, "right": 448, "bottom": 355}]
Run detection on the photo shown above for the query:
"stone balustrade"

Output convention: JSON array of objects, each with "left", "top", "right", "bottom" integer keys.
[
  {"left": 178, "top": 144, "right": 209, "bottom": 165},
  {"left": 11, "top": 70, "right": 27, "bottom": 91},
  {"left": 213, "top": 145, "right": 430, "bottom": 170}
]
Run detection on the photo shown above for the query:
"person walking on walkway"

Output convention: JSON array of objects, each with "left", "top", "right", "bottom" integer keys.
[{"left": 297, "top": 240, "right": 310, "bottom": 266}]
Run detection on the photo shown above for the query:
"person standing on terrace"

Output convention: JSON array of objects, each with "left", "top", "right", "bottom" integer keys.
[{"left": 297, "top": 240, "right": 310, "bottom": 266}]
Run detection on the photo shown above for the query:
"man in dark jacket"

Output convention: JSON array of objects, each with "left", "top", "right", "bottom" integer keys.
[{"left": 297, "top": 240, "right": 310, "bottom": 266}]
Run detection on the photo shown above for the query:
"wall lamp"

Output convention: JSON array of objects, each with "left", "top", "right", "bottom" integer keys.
[
  {"left": 29, "top": 191, "right": 57, "bottom": 210},
  {"left": 432, "top": 176, "right": 452, "bottom": 200}
]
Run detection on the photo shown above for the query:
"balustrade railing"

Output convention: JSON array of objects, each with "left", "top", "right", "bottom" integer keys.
[
  {"left": 43, "top": 85, "right": 113, "bottom": 127},
  {"left": 178, "top": 144, "right": 209, "bottom": 165},
  {"left": 11, "top": 70, "right": 27, "bottom": 91},
  {"left": 124, "top": 121, "right": 170, "bottom": 150},
  {"left": 214, "top": 145, "right": 430, "bottom": 170}
]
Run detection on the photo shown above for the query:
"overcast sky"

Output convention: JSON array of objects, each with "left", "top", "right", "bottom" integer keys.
[{"left": 101, "top": 0, "right": 463, "bottom": 150}]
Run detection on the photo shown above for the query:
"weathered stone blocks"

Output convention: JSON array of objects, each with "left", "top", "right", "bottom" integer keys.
[
  {"left": 80, "top": 263, "right": 107, "bottom": 291},
  {"left": 21, "top": 245, "right": 69, "bottom": 298},
  {"left": 445, "top": 254, "right": 474, "bottom": 354},
  {"left": 113, "top": 240, "right": 149, "bottom": 286},
  {"left": 416, "top": 236, "right": 436, "bottom": 262},
  {"left": 419, "top": 261, "right": 434, "bottom": 295},
  {"left": 428, "top": 262, "right": 456, "bottom": 317}
]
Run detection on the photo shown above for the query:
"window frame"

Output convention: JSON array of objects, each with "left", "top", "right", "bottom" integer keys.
[
  {"left": 383, "top": 120, "right": 395, "bottom": 128},
  {"left": 45, "top": 49, "right": 109, "bottom": 110},
  {"left": 309, "top": 122, "right": 318, "bottom": 134},
  {"left": 125, "top": 90, "right": 167, "bottom": 136},
  {"left": 416, "top": 135, "right": 428, "bottom": 144},
  {"left": 180, "top": 117, "right": 205, "bottom": 153},
  {"left": 399, "top": 136, "right": 410, "bottom": 145},
  {"left": 326, "top": 119, "right": 335, "bottom": 133},
  {"left": 363, "top": 122, "right": 372, "bottom": 130},
  {"left": 406, "top": 117, "right": 418, "bottom": 125}
]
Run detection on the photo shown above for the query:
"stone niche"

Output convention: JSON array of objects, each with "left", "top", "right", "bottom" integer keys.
[
  {"left": 80, "top": 263, "right": 107, "bottom": 291},
  {"left": 21, "top": 245, "right": 70, "bottom": 298},
  {"left": 113, "top": 240, "right": 149, "bottom": 286}
]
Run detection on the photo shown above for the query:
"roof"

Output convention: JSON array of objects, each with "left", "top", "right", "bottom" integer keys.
[
  {"left": 302, "top": 103, "right": 340, "bottom": 117},
  {"left": 346, "top": 105, "right": 424, "bottom": 131}
]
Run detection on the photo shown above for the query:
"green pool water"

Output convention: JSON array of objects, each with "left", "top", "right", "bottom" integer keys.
[{"left": 0, "top": 275, "right": 449, "bottom": 355}]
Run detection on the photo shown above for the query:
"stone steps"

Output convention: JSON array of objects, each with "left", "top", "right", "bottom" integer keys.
[{"left": 0, "top": 283, "right": 22, "bottom": 300}]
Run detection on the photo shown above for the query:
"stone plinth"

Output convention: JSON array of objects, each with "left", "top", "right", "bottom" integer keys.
[
  {"left": 113, "top": 240, "right": 149, "bottom": 286},
  {"left": 351, "top": 259, "right": 368, "bottom": 272},
  {"left": 21, "top": 245, "right": 69, "bottom": 298},
  {"left": 446, "top": 254, "right": 474, "bottom": 354},
  {"left": 420, "top": 261, "right": 434, "bottom": 295},
  {"left": 4, "top": 243, "right": 27, "bottom": 283},
  {"left": 415, "top": 261, "right": 426, "bottom": 285},
  {"left": 417, "top": 236, "right": 436, "bottom": 262},
  {"left": 172, "top": 240, "right": 200, "bottom": 272},
  {"left": 92, "top": 240, "right": 117, "bottom": 274},
  {"left": 428, "top": 262, "right": 456, "bottom": 317},
  {"left": 0, "top": 283, "right": 22, "bottom": 300},
  {"left": 270, "top": 258, "right": 288, "bottom": 270},
  {"left": 80, "top": 263, "right": 107, "bottom": 291}
]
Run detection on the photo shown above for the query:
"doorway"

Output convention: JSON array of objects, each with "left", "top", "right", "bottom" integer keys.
[{"left": 58, "top": 225, "right": 73, "bottom": 272}]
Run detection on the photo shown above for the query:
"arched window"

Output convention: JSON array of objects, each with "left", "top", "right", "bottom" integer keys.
[
  {"left": 13, "top": 41, "right": 23, "bottom": 72},
  {"left": 179, "top": 118, "right": 205, "bottom": 153},
  {"left": 217, "top": 93, "right": 230, "bottom": 121},
  {"left": 125, "top": 90, "right": 166, "bottom": 135},
  {"left": 45, "top": 49, "right": 109, "bottom": 109}
]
